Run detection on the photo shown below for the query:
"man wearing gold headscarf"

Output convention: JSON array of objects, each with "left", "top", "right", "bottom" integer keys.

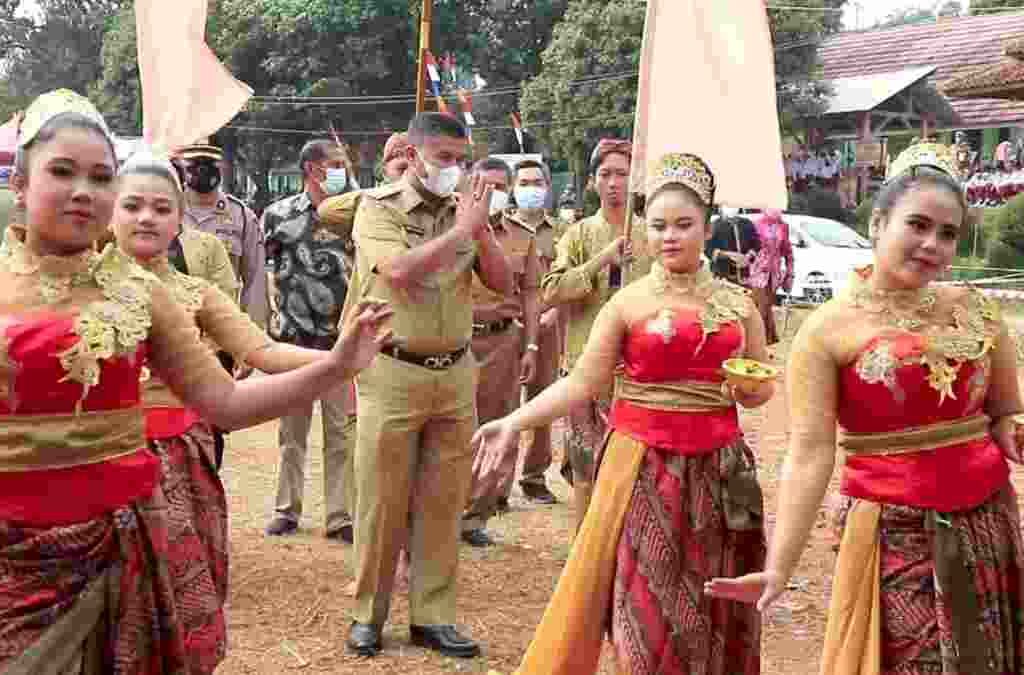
[{"left": 542, "top": 138, "right": 652, "bottom": 533}]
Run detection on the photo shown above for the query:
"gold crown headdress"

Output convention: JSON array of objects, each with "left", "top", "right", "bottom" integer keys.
[
  {"left": 645, "top": 152, "right": 716, "bottom": 206},
  {"left": 18, "top": 89, "right": 110, "bottom": 149},
  {"left": 886, "top": 142, "right": 964, "bottom": 184},
  {"left": 121, "top": 145, "right": 183, "bottom": 192}
]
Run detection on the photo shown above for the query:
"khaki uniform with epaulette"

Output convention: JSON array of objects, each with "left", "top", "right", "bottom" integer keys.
[
  {"left": 461, "top": 208, "right": 540, "bottom": 533},
  {"left": 168, "top": 225, "right": 240, "bottom": 302},
  {"left": 343, "top": 174, "right": 479, "bottom": 628},
  {"left": 516, "top": 210, "right": 567, "bottom": 494}
]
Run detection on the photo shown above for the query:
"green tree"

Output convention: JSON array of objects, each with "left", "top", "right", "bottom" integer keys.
[
  {"left": 92, "top": 0, "right": 570, "bottom": 203},
  {"left": 986, "top": 194, "right": 1024, "bottom": 269},
  {"left": 970, "top": 0, "right": 1024, "bottom": 14},
  {"left": 2, "top": 0, "right": 125, "bottom": 101},
  {"left": 520, "top": 0, "right": 847, "bottom": 200}
]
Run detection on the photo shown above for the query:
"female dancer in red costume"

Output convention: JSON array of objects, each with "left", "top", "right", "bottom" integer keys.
[
  {"left": 709, "top": 142, "right": 1024, "bottom": 675},
  {"left": 474, "top": 152, "right": 772, "bottom": 675},
  {"left": 0, "top": 89, "right": 391, "bottom": 674},
  {"left": 110, "top": 150, "right": 354, "bottom": 671}
]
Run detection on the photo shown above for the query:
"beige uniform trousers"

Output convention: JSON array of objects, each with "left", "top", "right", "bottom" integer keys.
[
  {"left": 272, "top": 385, "right": 355, "bottom": 534},
  {"left": 520, "top": 307, "right": 564, "bottom": 487},
  {"left": 463, "top": 324, "right": 522, "bottom": 531},
  {"left": 352, "top": 351, "right": 477, "bottom": 627}
]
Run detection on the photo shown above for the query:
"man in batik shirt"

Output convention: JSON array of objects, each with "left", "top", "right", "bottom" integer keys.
[{"left": 263, "top": 139, "right": 358, "bottom": 541}]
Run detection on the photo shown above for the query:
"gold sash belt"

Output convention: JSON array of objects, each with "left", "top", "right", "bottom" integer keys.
[
  {"left": 0, "top": 408, "right": 146, "bottom": 472},
  {"left": 839, "top": 414, "right": 990, "bottom": 456},
  {"left": 615, "top": 377, "right": 733, "bottom": 412}
]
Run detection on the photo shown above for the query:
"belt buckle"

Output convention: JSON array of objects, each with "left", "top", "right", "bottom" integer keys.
[{"left": 424, "top": 353, "right": 455, "bottom": 370}]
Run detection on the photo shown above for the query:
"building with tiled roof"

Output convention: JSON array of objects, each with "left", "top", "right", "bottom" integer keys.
[{"left": 817, "top": 10, "right": 1024, "bottom": 130}]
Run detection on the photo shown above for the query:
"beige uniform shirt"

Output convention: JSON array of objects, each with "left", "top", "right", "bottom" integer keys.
[
  {"left": 183, "top": 191, "right": 268, "bottom": 327},
  {"left": 471, "top": 212, "right": 540, "bottom": 324},
  {"left": 177, "top": 226, "right": 240, "bottom": 303},
  {"left": 542, "top": 210, "right": 651, "bottom": 370},
  {"left": 347, "top": 175, "right": 478, "bottom": 355}
]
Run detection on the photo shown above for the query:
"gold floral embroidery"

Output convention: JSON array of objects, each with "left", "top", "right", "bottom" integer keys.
[
  {"left": 856, "top": 342, "right": 899, "bottom": 390},
  {"left": 845, "top": 266, "right": 1000, "bottom": 403},
  {"left": 0, "top": 321, "right": 16, "bottom": 408},
  {"left": 646, "top": 308, "right": 676, "bottom": 344},
  {"left": 142, "top": 256, "right": 205, "bottom": 317},
  {"left": 55, "top": 246, "right": 156, "bottom": 410},
  {"left": 651, "top": 262, "right": 750, "bottom": 351}
]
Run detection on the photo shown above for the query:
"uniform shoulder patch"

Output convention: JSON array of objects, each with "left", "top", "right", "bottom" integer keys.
[{"left": 364, "top": 184, "right": 403, "bottom": 200}]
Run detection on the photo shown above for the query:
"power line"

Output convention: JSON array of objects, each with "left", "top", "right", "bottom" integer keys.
[
  {"left": 765, "top": 4, "right": 845, "bottom": 11},
  {"left": 225, "top": 112, "right": 636, "bottom": 137},
  {"left": 249, "top": 71, "right": 638, "bottom": 106}
]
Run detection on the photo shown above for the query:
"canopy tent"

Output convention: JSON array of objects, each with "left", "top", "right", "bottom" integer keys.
[{"left": 808, "top": 66, "right": 956, "bottom": 141}]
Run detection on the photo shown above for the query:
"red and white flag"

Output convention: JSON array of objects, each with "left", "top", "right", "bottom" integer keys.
[
  {"left": 457, "top": 89, "right": 475, "bottom": 127},
  {"left": 425, "top": 51, "right": 443, "bottom": 97},
  {"left": 629, "top": 0, "right": 787, "bottom": 210},
  {"left": 135, "top": 0, "right": 252, "bottom": 152}
]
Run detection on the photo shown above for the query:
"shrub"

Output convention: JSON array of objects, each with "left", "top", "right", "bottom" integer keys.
[{"left": 985, "top": 194, "right": 1024, "bottom": 270}]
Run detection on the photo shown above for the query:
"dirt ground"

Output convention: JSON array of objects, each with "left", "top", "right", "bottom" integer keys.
[{"left": 216, "top": 307, "right": 1024, "bottom": 674}]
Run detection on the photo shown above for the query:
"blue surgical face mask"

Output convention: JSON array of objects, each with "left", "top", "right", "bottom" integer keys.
[
  {"left": 514, "top": 186, "right": 547, "bottom": 210},
  {"left": 322, "top": 167, "right": 349, "bottom": 196}
]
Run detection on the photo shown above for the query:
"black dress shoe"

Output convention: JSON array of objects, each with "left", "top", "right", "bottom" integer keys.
[
  {"left": 265, "top": 516, "right": 298, "bottom": 537},
  {"left": 326, "top": 523, "right": 353, "bottom": 544},
  {"left": 461, "top": 528, "right": 495, "bottom": 547},
  {"left": 346, "top": 621, "right": 382, "bottom": 656},
  {"left": 520, "top": 482, "right": 557, "bottom": 504},
  {"left": 410, "top": 624, "right": 480, "bottom": 658}
]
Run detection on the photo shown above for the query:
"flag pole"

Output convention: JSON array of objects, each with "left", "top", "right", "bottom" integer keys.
[
  {"left": 608, "top": 192, "right": 634, "bottom": 290},
  {"left": 415, "top": 0, "right": 434, "bottom": 113}
]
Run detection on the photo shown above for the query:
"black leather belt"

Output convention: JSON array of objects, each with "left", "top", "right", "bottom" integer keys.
[
  {"left": 473, "top": 318, "right": 515, "bottom": 337},
  {"left": 381, "top": 344, "right": 468, "bottom": 371}
]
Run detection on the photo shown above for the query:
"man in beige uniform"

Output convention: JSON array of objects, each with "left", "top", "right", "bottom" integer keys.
[
  {"left": 542, "top": 139, "right": 651, "bottom": 533},
  {"left": 177, "top": 139, "right": 269, "bottom": 327},
  {"left": 460, "top": 157, "right": 541, "bottom": 548},
  {"left": 512, "top": 159, "right": 564, "bottom": 505},
  {"left": 345, "top": 113, "right": 513, "bottom": 658}
]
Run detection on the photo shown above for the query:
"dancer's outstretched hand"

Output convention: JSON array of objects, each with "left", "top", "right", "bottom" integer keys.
[
  {"left": 331, "top": 299, "right": 394, "bottom": 375},
  {"left": 471, "top": 419, "right": 519, "bottom": 493},
  {"left": 704, "top": 569, "right": 787, "bottom": 612}
]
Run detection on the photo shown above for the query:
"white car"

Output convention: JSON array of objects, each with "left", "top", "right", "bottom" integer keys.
[{"left": 784, "top": 214, "right": 874, "bottom": 304}]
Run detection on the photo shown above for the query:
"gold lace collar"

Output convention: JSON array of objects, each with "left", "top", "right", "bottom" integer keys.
[
  {"left": 845, "top": 266, "right": 1002, "bottom": 403},
  {"left": 647, "top": 261, "right": 750, "bottom": 351},
  {"left": 844, "top": 265, "right": 938, "bottom": 330},
  {"left": 2, "top": 227, "right": 102, "bottom": 304},
  {"left": 650, "top": 261, "right": 712, "bottom": 295},
  {"left": 133, "top": 253, "right": 174, "bottom": 280},
  {"left": 131, "top": 250, "right": 205, "bottom": 314}
]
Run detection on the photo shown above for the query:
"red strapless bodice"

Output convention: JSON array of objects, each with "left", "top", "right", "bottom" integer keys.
[
  {"left": 0, "top": 312, "right": 145, "bottom": 413},
  {"left": 611, "top": 308, "right": 744, "bottom": 453},
  {"left": 838, "top": 333, "right": 1007, "bottom": 511},
  {"left": 0, "top": 312, "right": 159, "bottom": 526}
]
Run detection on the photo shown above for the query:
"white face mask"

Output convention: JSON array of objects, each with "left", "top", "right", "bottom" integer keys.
[
  {"left": 489, "top": 189, "right": 510, "bottom": 214},
  {"left": 321, "top": 167, "right": 348, "bottom": 196},
  {"left": 420, "top": 155, "right": 462, "bottom": 196},
  {"left": 514, "top": 186, "right": 547, "bottom": 210}
]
